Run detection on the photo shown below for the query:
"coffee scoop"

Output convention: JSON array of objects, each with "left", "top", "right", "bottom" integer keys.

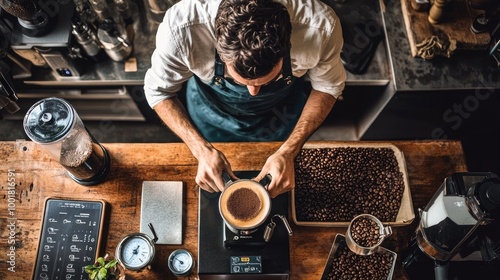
[{"left": 345, "top": 214, "right": 392, "bottom": 255}]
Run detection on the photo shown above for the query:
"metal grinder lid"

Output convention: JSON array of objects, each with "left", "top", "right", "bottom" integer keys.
[{"left": 23, "top": 97, "right": 74, "bottom": 143}]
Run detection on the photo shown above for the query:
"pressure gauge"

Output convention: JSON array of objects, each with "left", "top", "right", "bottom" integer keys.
[
  {"left": 116, "top": 223, "right": 158, "bottom": 271},
  {"left": 168, "top": 249, "right": 194, "bottom": 276}
]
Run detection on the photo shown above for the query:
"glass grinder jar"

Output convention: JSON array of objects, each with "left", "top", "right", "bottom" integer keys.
[{"left": 23, "top": 97, "right": 110, "bottom": 185}]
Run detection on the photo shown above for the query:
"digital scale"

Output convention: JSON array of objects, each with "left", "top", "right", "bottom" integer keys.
[{"left": 198, "top": 171, "right": 291, "bottom": 279}]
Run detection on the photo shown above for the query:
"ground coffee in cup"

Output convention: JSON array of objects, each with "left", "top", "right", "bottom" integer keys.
[
  {"left": 219, "top": 180, "right": 271, "bottom": 230},
  {"left": 227, "top": 187, "right": 262, "bottom": 221}
]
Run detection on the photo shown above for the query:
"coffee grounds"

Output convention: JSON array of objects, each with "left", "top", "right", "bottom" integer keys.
[{"left": 227, "top": 188, "right": 262, "bottom": 221}]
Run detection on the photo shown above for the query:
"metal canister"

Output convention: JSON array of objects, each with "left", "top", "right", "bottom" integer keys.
[
  {"left": 72, "top": 19, "right": 102, "bottom": 59},
  {"left": 345, "top": 214, "right": 393, "bottom": 255},
  {"left": 97, "top": 19, "right": 132, "bottom": 62}
]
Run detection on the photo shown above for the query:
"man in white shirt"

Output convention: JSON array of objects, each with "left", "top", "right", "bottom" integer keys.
[{"left": 144, "top": 0, "right": 346, "bottom": 197}]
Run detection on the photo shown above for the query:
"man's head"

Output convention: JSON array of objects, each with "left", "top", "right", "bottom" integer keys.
[{"left": 215, "top": 0, "right": 292, "bottom": 80}]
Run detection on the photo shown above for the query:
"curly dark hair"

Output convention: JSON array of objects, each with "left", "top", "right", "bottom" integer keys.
[{"left": 215, "top": 0, "right": 292, "bottom": 79}]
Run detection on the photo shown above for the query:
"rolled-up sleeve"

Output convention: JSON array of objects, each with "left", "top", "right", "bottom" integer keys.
[
  {"left": 306, "top": 15, "right": 346, "bottom": 98},
  {"left": 144, "top": 19, "right": 193, "bottom": 108}
]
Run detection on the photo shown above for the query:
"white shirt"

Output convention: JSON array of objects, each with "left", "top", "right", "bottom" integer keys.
[{"left": 144, "top": 0, "right": 346, "bottom": 108}]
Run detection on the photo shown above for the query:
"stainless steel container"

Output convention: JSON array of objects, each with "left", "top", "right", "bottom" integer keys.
[
  {"left": 345, "top": 214, "right": 393, "bottom": 256},
  {"left": 97, "top": 19, "right": 132, "bottom": 62},
  {"left": 321, "top": 234, "right": 397, "bottom": 280}
]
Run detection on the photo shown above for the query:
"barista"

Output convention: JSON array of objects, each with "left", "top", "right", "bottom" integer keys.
[{"left": 144, "top": 0, "right": 346, "bottom": 198}]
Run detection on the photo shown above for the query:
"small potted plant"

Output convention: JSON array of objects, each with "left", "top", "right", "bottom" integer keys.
[{"left": 84, "top": 253, "right": 125, "bottom": 280}]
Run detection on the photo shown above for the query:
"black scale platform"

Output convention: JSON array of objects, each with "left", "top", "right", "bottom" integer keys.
[{"left": 198, "top": 171, "right": 290, "bottom": 279}]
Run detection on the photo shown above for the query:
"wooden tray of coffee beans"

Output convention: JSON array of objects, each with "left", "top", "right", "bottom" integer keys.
[
  {"left": 292, "top": 142, "right": 414, "bottom": 227},
  {"left": 320, "top": 234, "right": 396, "bottom": 280}
]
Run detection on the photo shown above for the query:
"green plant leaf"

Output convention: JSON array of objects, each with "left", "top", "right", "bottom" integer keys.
[
  {"left": 84, "top": 264, "right": 97, "bottom": 274},
  {"left": 98, "top": 267, "right": 107, "bottom": 280},
  {"left": 98, "top": 257, "right": 105, "bottom": 267},
  {"left": 104, "top": 259, "right": 118, "bottom": 269},
  {"left": 90, "top": 269, "right": 98, "bottom": 280}
]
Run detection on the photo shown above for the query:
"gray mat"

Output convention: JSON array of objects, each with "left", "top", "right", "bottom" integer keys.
[{"left": 140, "top": 181, "right": 183, "bottom": 244}]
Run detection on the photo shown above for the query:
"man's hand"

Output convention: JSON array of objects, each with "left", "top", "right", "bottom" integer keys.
[
  {"left": 195, "top": 146, "right": 237, "bottom": 193},
  {"left": 153, "top": 98, "right": 238, "bottom": 193},
  {"left": 254, "top": 150, "right": 295, "bottom": 198},
  {"left": 254, "top": 90, "right": 337, "bottom": 198}
]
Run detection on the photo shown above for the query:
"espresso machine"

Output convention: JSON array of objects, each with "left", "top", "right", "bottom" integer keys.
[
  {"left": 402, "top": 172, "right": 500, "bottom": 279},
  {"left": 198, "top": 171, "right": 292, "bottom": 279}
]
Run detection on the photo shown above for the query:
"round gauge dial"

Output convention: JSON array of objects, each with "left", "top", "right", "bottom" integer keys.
[
  {"left": 116, "top": 233, "right": 155, "bottom": 271},
  {"left": 168, "top": 249, "right": 194, "bottom": 276}
]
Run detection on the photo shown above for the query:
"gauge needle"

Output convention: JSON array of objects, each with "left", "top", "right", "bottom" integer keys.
[{"left": 128, "top": 245, "right": 140, "bottom": 262}]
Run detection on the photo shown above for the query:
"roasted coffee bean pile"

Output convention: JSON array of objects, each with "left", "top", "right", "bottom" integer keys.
[
  {"left": 350, "top": 216, "right": 380, "bottom": 247},
  {"left": 323, "top": 239, "right": 394, "bottom": 280},
  {"left": 294, "top": 147, "right": 405, "bottom": 222}
]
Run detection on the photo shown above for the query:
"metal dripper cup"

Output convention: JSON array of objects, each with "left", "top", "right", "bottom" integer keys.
[{"left": 345, "top": 214, "right": 392, "bottom": 255}]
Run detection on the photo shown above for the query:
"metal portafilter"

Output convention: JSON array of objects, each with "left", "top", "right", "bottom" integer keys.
[{"left": 345, "top": 214, "right": 393, "bottom": 256}]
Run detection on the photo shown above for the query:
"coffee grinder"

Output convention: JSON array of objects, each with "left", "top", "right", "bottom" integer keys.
[
  {"left": 198, "top": 171, "right": 292, "bottom": 279},
  {"left": 0, "top": 0, "right": 56, "bottom": 37},
  {"left": 23, "top": 97, "right": 111, "bottom": 186},
  {"left": 0, "top": 0, "right": 81, "bottom": 79},
  {"left": 402, "top": 172, "right": 500, "bottom": 280}
]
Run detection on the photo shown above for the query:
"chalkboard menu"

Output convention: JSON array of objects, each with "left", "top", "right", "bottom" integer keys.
[{"left": 32, "top": 198, "right": 107, "bottom": 280}]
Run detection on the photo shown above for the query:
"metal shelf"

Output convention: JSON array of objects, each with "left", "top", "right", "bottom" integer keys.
[{"left": 19, "top": 0, "right": 391, "bottom": 87}]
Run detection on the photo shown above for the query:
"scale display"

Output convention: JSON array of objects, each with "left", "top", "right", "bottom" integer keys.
[
  {"left": 230, "top": 256, "right": 262, "bottom": 274},
  {"left": 32, "top": 198, "right": 106, "bottom": 280}
]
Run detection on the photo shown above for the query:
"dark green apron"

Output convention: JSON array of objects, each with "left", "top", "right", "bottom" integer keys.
[{"left": 186, "top": 51, "right": 310, "bottom": 142}]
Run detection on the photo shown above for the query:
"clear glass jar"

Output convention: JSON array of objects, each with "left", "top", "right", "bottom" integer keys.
[{"left": 23, "top": 97, "right": 110, "bottom": 185}]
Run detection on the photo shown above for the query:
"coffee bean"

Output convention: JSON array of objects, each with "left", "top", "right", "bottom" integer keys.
[
  {"left": 324, "top": 239, "right": 394, "bottom": 280},
  {"left": 294, "top": 148, "right": 405, "bottom": 223}
]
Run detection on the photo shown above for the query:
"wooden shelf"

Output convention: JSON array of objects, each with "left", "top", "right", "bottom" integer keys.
[{"left": 401, "top": 0, "right": 490, "bottom": 58}]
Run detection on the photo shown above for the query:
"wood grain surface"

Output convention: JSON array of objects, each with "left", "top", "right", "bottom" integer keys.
[
  {"left": 401, "top": 0, "right": 490, "bottom": 57},
  {"left": 0, "top": 140, "right": 467, "bottom": 279}
]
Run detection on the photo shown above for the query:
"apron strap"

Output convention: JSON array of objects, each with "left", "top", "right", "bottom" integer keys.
[
  {"left": 282, "top": 50, "right": 292, "bottom": 85},
  {"left": 214, "top": 51, "right": 225, "bottom": 86}
]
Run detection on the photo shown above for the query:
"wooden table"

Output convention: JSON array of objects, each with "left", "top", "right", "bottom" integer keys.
[{"left": 0, "top": 140, "right": 467, "bottom": 279}]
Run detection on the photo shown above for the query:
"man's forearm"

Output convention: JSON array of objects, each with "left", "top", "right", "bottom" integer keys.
[
  {"left": 278, "top": 89, "right": 337, "bottom": 157},
  {"left": 154, "top": 98, "right": 213, "bottom": 158}
]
